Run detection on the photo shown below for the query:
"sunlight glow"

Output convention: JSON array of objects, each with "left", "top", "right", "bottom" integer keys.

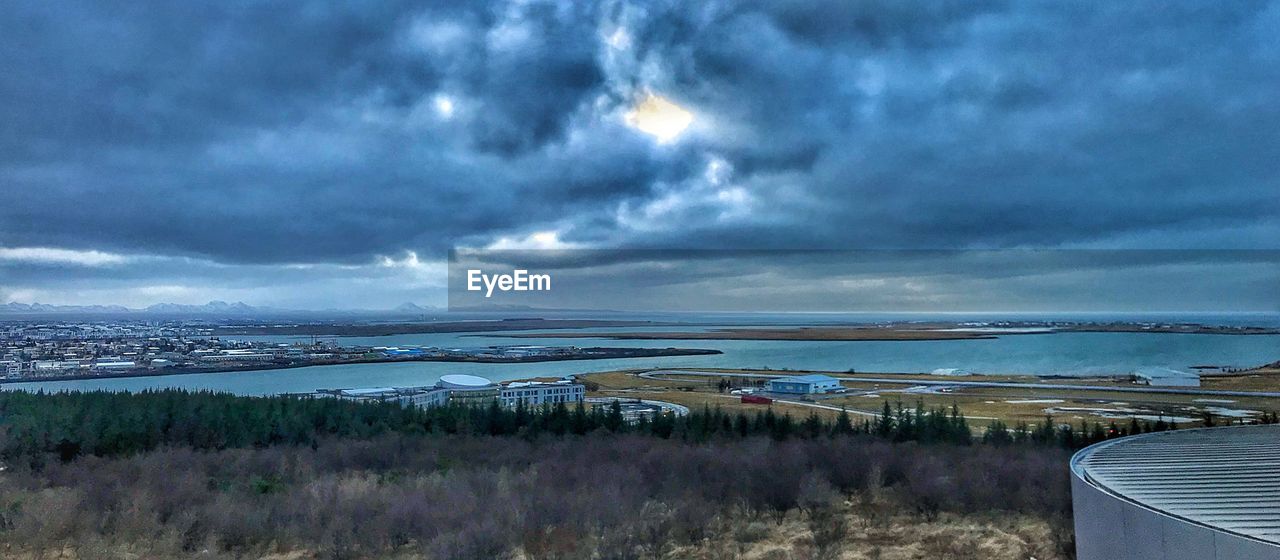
[
  {"left": 624, "top": 93, "right": 693, "bottom": 144},
  {"left": 605, "top": 28, "right": 631, "bottom": 50},
  {"left": 486, "top": 230, "right": 580, "bottom": 250},
  {"left": 0, "top": 246, "right": 129, "bottom": 266},
  {"left": 433, "top": 95, "right": 455, "bottom": 118}
]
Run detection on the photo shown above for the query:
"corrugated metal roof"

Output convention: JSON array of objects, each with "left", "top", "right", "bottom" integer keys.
[
  {"left": 1134, "top": 366, "right": 1199, "bottom": 379},
  {"left": 1073, "top": 425, "right": 1280, "bottom": 544}
]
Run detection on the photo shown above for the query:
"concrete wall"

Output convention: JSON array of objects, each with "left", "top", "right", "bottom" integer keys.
[{"left": 1072, "top": 451, "right": 1278, "bottom": 559}]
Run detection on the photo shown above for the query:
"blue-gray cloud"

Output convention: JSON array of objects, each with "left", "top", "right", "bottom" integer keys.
[{"left": 1, "top": 1, "right": 1278, "bottom": 307}]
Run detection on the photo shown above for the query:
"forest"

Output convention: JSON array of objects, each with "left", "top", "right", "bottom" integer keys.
[
  {"left": 0, "top": 388, "right": 1228, "bottom": 464},
  {"left": 0, "top": 389, "right": 1258, "bottom": 559}
]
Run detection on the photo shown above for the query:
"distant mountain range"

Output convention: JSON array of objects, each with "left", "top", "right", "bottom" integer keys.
[
  {"left": 0, "top": 301, "right": 443, "bottom": 316},
  {"left": 393, "top": 302, "right": 433, "bottom": 313},
  {"left": 1, "top": 302, "right": 135, "bottom": 314}
]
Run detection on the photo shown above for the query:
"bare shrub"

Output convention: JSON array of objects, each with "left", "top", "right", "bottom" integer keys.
[{"left": 0, "top": 433, "right": 1073, "bottom": 559}]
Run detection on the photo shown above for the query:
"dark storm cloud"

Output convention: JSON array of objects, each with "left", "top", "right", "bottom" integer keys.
[
  {"left": 1, "top": 1, "right": 1278, "bottom": 307},
  {"left": 0, "top": 0, "right": 630, "bottom": 263},
  {"left": 450, "top": 249, "right": 1280, "bottom": 312},
  {"left": 600, "top": 1, "right": 1280, "bottom": 250}
]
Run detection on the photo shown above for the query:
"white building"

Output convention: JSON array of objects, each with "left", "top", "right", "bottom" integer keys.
[
  {"left": 766, "top": 374, "right": 843, "bottom": 394},
  {"left": 1072, "top": 426, "right": 1280, "bottom": 559},
  {"left": 1134, "top": 367, "right": 1200, "bottom": 387},
  {"left": 500, "top": 380, "right": 586, "bottom": 407},
  {"left": 33, "top": 360, "right": 82, "bottom": 373},
  {"left": 92, "top": 360, "right": 136, "bottom": 371},
  {"left": 322, "top": 374, "right": 584, "bottom": 410},
  {"left": 199, "top": 353, "right": 274, "bottom": 362},
  {"left": 331, "top": 387, "right": 448, "bottom": 408}
]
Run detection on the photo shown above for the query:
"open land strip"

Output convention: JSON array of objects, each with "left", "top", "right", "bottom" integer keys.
[
  {"left": 579, "top": 366, "right": 1280, "bottom": 427},
  {"left": 0, "top": 347, "right": 721, "bottom": 385},
  {"left": 494, "top": 322, "right": 1280, "bottom": 341},
  {"left": 213, "top": 318, "right": 682, "bottom": 336},
  {"left": 494, "top": 326, "right": 998, "bottom": 341}
]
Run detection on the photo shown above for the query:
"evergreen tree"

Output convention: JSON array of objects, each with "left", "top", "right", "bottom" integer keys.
[
  {"left": 983, "top": 420, "right": 1012, "bottom": 446},
  {"left": 832, "top": 408, "right": 854, "bottom": 436},
  {"left": 875, "top": 401, "right": 894, "bottom": 438}
]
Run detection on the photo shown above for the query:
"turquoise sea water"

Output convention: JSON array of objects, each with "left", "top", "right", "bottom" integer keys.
[{"left": 4, "top": 320, "right": 1278, "bottom": 395}]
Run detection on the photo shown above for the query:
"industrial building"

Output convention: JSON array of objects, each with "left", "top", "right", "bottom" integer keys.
[
  {"left": 766, "top": 374, "right": 842, "bottom": 394},
  {"left": 1134, "top": 366, "right": 1201, "bottom": 387},
  {"left": 437, "top": 374, "right": 501, "bottom": 406},
  {"left": 326, "top": 386, "right": 447, "bottom": 408},
  {"left": 500, "top": 380, "right": 585, "bottom": 407},
  {"left": 91, "top": 360, "right": 136, "bottom": 371},
  {"left": 1072, "top": 425, "right": 1280, "bottom": 559},
  {"left": 199, "top": 351, "right": 275, "bottom": 363},
  {"left": 321, "top": 374, "right": 584, "bottom": 410},
  {"left": 586, "top": 397, "right": 689, "bottom": 423}
]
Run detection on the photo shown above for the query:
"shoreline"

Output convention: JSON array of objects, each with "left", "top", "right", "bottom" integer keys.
[
  {"left": 482, "top": 327, "right": 1000, "bottom": 342},
  {"left": 0, "top": 347, "right": 722, "bottom": 385},
  {"left": 213, "top": 318, "right": 683, "bottom": 337},
  {"left": 211, "top": 320, "right": 1280, "bottom": 339},
  {"left": 487, "top": 325, "right": 1280, "bottom": 341}
]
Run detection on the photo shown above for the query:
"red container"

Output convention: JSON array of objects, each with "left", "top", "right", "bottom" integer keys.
[{"left": 741, "top": 395, "right": 773, "bottom": 404}]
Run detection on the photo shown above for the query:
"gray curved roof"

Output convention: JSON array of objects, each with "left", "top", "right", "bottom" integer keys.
[
  {"left": 438, "top": 374, "right": 494, "bottom": 389},
  {"left": 1072, "top": 425, "right": 1280, "bottom": 545}
]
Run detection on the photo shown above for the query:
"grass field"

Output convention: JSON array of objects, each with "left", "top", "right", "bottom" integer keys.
[{"left": 579, "top": 367, "right": 1280, "bottom": 428}]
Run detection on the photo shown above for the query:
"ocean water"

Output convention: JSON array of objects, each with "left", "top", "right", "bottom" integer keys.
[{"left": 4, "top": 314, "right": 1278, "bottom": 395}]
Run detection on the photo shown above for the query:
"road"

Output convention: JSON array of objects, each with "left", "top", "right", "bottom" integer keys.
[
  {"left": 653, "top": 372, "right": 1003, "bottom": 420},
  {"left": 698, "top": 392, "right": 885, "bottom": 418}
]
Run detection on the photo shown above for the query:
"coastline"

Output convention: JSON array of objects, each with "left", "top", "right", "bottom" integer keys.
[
  {"left": 212, "top": 319, "right": 682, "bottom": 337},
  {"left": 0, "top": 347, "right": 722, "bottom": 386},
  {"left": 488, "top": 324, "right": 1280, "bottom": 341}
]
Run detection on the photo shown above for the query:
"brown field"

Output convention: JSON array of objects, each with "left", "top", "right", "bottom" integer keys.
[
  {"left": 579, "top": 368, "right": 1280, "bottom": 429},
  {"left": 605, "top": 389, "right": 846, "bottom": 420},
  {"left": 0, "top": 511, "right": 1066, "bottom": 560},
  {"left": 1, "top": 508, "right": 1070, "bottom": 560},
  {"left": 1204, "top": 369, "right": 1280, "bottom": 391},
  {"left": 657, "top": 509, "right": 1067, "bottom": 560}
]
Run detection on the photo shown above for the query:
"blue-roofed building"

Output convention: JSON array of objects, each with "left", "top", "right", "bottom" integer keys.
[{"left": 766, "top": 374, "right": 842, "bottom": 394}]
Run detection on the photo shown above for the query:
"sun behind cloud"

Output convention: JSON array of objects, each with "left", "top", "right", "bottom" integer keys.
[{"left": 624, "top": 93, "right": 693, "bottom": 144}]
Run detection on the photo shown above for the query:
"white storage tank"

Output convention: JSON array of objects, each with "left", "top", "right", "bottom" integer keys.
[{"left": 1071, "top": 425, "right": 1280, "bottom": 559}]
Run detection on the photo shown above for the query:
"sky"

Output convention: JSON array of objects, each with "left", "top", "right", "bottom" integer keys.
[{"left": 1, "top": 1, "right": 1277, "bottom": 311}]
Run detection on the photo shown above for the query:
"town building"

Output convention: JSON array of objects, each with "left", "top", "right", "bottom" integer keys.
[
  {"left": 327, "top": 387, "right": 448, "bottom": 408},
  {"left": 766, "top": 374, "right": 842, "bottom": 394},
  {"left": 500, "top": 380, "right": 585, "bottom": 407},
  {"left": 199, "top": 351, "right": 274, "bottom": 362},
  {"left": 92, "top": 360, "right": 136, "bottom": 371},
  {"left": 585, "top": 397, "right": 687, "bottom": 423},
  {"left": 320, "top": 374, "right": 584, "bottom": 410},
  {"left": 436, "top": 374, "right": 501, "bottom": 406}
]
